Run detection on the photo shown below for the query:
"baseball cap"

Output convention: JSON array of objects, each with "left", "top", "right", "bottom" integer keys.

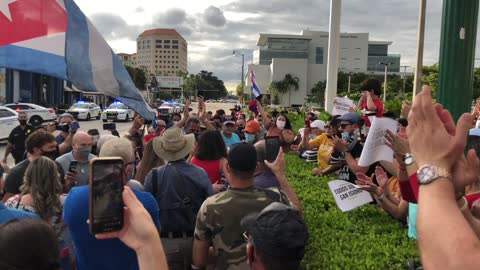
[
  {"left": 338, "top": 112, "right": 362, "bottom": 124},
  {"left": 310, "top": 120, "right": 325, "bottom": 131},
  {"left": 245, "top": 120, "right": 260, "bottom": 134},
  {"left": 224, "top": 120, "right": 236, "bottom": 126},
  {"left": 241, "top": 202, "right": 308, "bottom": 260},
  {"left": 228, "top": 142, "right": 257, "bottom": 172}
]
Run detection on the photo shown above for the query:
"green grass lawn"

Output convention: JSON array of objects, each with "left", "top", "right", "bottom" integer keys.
[{"left": 282, "top": 111, "right": 419, "bottom": 269}]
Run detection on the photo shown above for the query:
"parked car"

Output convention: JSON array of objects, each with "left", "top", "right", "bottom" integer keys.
[
  {"left": 4, "top": 103, "right": 56, "bottom": 127},
  {"left": 67, "top": 102, "right": 101, "bottom": 121},
  {"left": 0, "top": 106, "right": 19, "bottom": 141},
  {"left": 101, "top": 102, "right": 134, "bottom": 122}
]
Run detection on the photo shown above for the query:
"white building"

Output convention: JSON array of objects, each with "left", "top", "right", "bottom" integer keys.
[{"left": 246, "top": 30, "right": 400, "bottom": 107}]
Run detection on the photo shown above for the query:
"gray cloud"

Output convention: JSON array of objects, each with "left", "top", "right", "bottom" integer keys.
[
  {"left": 203, "top": 6, "right": 227, "bottom": 27},
  {"left": 134, "top": 6, "right": 144, "bottom": 13},
  {"left": 89, "top": 13, "right": 140, "bottom": 41},
  {"left": 161, "top": 8, "right": 188, "bottom": 25}
]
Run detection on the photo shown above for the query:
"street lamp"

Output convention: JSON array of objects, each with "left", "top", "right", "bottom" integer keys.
[
  {"left": 379, "top": 62, "right": 393, "bottom": 102},
  {"left": 233, "top": 50, "right": 245, "bottom": 105},
  {"left": 145, "top": 82, "right": 151, "bottom": 104},
  {"left": 347, "top": 72, "right": 353, "bottom": 93}
]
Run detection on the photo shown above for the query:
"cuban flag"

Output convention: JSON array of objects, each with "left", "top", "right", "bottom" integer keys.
[
  {"left": 250, "top": 70, "right": 261, "bottom": 99},
  {"left": 0, "top": 0, "right": 155, "bottom": 120}
]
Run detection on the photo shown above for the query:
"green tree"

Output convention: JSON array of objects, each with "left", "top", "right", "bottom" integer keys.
[
  {"left": 283, "top": 74, "right": 300, "bottom": 106},
  {"left": 268, "top": 81, "right": 283, "bottom": 105},
  {"left": 125, "top": 65, "right": 147, "bottom": 90},
  {"left": 236, "top": 84, "right": 243, "bottom": 97},
  {"left": 309, "top": 80, "right": 326, "bottom": 105},
  {"left": 421, "top": 64, "right": 438, "bottom": 97}
]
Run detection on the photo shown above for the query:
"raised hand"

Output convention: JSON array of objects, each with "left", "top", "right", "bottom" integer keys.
[{"left": 355, "top": 172, "right": 378, "bottom": 193}]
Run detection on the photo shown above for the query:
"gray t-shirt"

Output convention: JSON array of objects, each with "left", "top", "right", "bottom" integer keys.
[{"left": 56, "top": 152, "right": 96, "bottom": 186}]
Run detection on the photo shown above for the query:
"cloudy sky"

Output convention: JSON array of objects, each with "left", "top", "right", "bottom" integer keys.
[{"left": 75, "top": 0, "right": 477, "bottom": 91}]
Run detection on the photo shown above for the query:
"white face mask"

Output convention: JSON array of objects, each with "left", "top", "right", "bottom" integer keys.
[{"left": 276, "top": 120, "right": 286, "bottom": 130}]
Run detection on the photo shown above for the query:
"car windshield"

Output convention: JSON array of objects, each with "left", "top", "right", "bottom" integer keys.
[
  {"left": 70, "top": 104, "right": 90, "bottom": 109},
  {"left": 108, "top": 103, "right": 127, "bottom": 110}
]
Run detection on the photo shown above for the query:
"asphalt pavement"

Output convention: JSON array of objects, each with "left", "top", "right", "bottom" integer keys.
[{"left": 0, "top": 102, "right": 236, "bottom": 168}]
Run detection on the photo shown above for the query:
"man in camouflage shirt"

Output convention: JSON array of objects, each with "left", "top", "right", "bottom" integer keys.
[{"left": 192, "top": 142, "right": 302, "bottom": 270}]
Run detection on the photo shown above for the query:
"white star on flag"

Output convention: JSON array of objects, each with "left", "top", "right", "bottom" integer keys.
[{"left": 0, "top": 0, "right": 17, "bottom": 22}]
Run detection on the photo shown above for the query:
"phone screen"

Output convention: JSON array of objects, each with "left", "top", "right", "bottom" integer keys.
[
  {"left": 89, "top": 158, "right": 124, "bottom": 234},
  {"left": 70, "top": 121, "right": 80, "bottom": 130},
  {"left": 265, "top": 136, "right": 280, "bottom": 163},
  {"left": 69, "top": 161, "right": 78, "bottom": 173}
]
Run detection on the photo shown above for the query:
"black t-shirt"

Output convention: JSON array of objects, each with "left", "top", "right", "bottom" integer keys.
[
  {"left": 337, "top": 141, "right": 364, "bottom": 183},
  {"left": 3, "top": 159, "right": 30, "bottom": 195},
  {"left": 8, "top": 125, "right": 35, "bottom": 151}
]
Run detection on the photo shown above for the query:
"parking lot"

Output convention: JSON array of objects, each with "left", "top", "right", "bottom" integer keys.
[{"left": 0, "top": 101, "right": 236, "bottom": 167}]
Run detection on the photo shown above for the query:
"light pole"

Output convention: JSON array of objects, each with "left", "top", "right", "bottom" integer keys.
[
  {"left": 145, "top": 82, "right": 151, "bottom": 104},
  {"left": 400, "top": 65, "right": 410, "bottom": 94},
  {"left": 233, "top": 50, "right": 245, "bottom": 105},
  {"left": 379, "top": 62, "right": 393, "bottom": 102},
  {"left": 347, "top": 72, "right": 352, "bottom": 93}
]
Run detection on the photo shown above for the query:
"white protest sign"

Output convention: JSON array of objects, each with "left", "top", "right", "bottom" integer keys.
[
  {"left": 358, "top": 117, "right": 397, "bottom": 167},
  {"left": 332, "top": 97, "right": 355, "bottom": 116},
  {"left": 328, "top": 180, "right": 373, "bottom": 212}
]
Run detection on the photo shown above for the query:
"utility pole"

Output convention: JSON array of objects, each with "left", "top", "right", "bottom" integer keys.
[
  {"left": 347, "top": 72, "right": 352, "bottom": 93},
  {"left": 412, "top": 0, "right": 426, "bottom": 99},
  {"left": 379, "top": 62, "right": 393, "bottom": 102},
  {"left": 325, "top": 0, "right": 342, "bottom": 113},
  {"left": 400, "top": 65, "right": 409, "bottom": 94},
  {"left": 437, "top": 0, "right": 479, "bottom": 121}
]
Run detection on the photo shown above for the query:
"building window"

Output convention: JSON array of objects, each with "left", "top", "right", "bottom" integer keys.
[
  {"left": 156, "top": 45, "right": 162, "bottom": 49},
  {"left": 156, "top": 40, "right": 162, "bottom": 43},
  {"left": 172, "top": 45, "right": 178, "bottom": 49},
  {"left": 164, "top": 40, "right": 170, "bottom": 43},
  {"left": 315, "top": 47, "right": 324, "bottom": 64},
  {"left": 172, "top": 40, "right": 179, "bottom": 44},
  {"left": 164, "top": 45, "right": 170, "bottom": 49}
]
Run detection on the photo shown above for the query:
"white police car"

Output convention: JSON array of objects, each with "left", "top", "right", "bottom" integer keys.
[
  {"left": 0, "top": 106, "right": 19, "bottom": 141},
  {"left": 4, "top": 103, "right": 56, "bottom": 127},
  {"left": 67, "top": 102, "right": 101, "bottom": 121},
  {"left": 101, "top": 102, "right": 134, "bottom": 122}
]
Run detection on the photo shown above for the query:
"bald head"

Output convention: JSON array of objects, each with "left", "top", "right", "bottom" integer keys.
[
  {"left": 254, "top": 140, "right": 269, "bottom": 172},
  {"left": 73, "top": 131, "right": 92, "bottom": 146}
]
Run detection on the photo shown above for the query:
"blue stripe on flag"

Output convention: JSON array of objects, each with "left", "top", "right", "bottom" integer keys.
[
  {"left": 64, "top": 0, "right": 96, "bottom": 90},
  {"left": 111, "top": 51, "right": 156, "bottom": 119},
  {"left": 0, "top": 45, "right": 66, "bottom": 79}
]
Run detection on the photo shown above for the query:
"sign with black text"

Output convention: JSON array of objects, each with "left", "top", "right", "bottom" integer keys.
[{"left": 328, "top": 180, "right": 373, "bottom": 212}]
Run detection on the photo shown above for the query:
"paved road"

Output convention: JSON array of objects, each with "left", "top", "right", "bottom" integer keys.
[{"left": 0, "top": 102, "right": 236, "bottom": 167}]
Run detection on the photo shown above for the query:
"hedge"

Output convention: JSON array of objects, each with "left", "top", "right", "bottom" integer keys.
[{"left": 282, "top": 111, "right": 419, "bottom": 269}]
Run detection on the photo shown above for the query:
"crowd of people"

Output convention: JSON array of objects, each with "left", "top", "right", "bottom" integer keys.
[{"left": 2, "top": 76, "right": 480, "bottom": 269}]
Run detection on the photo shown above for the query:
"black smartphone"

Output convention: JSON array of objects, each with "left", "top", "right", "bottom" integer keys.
[
  {"left": 103, "top": 122, "right": 116, "bottom": 130},
  {"left": 70, "top": 121, "right": 80, "bottom": 131},
  {"left": 265, "top": 136, "right": 280, "bottom": 163},
  {"left": 69, "top": 160, "right": 78, "bottom": 173},
  {"left": 89, "top": 157, "right": 125, "bottom": 234}
]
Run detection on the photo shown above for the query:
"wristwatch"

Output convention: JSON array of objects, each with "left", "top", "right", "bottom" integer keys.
[
  {"left": 417, "top": 164, "right": 451, "bottom": 185},
  {"left": 402, "top": 153, "right": 415, "bottom": 166}
]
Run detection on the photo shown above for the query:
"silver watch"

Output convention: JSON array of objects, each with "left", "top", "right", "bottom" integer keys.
[
  {"left": 417, "top": 164, "right": 451, "bottom": 185},
  {"left": 402, "top": 153, "right": 415, "bottom": 166}
]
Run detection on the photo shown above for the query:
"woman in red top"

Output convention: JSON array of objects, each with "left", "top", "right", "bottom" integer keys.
[
  {"left": 358, "top": 78, "right": 384, "bottom": 127},
  {"left": 191, "top": 130, "right": 228, "bottom": 193}
]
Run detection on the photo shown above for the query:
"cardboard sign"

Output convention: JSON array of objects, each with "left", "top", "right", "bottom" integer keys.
[
  {"left": 328, "top": 180, "right": 373, "bottom": 212},
  {"left": 358, "top": 117, "right": 397, "bottom": 167},
  {"left": 332, "top": 97, "right": 355, "bottom": 116}
]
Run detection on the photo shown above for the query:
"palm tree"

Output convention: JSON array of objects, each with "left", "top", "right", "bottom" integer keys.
[
  {"left": 268, "top": 81, "right": 285, "bottom": 105},
  {"left": 283, "top": 74, "right": 299, "bottom": 106}
]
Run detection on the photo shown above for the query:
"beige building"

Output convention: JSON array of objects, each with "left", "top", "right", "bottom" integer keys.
[
  {"left": 136, "top": 28, "right": 188, "bottom": 76},
  {"left": 117, "top": 53, "right": 137, "bottom": 67}
]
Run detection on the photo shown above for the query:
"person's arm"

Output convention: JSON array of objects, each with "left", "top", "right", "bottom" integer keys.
[
  {"left": 365, "top": 92, "right": 377, "bottom": 111},
  {"left": 357, "top": 92, "right": 366, "bottom": 108},
  {"left": 299, "top": 128, "right": 313, "bottom": 150},
  {"left": 408, "top": 86, "right": 480, "bottom": 269},
  {"left": 95, "top": 187, "right": 168, "bottom": 270},
  {"left": 376, "top": 194, "right": 409, "bottom": 221},
  {"left": 344, "top": 152, "right": 368, "bottom": 175},
  {"left": 280, "top": 129, "right": 295, "bottom": 144},
  {"left": 192, "top": 239, "right": 210, "bottom": 268},
  {"left": 176, "top": 101, "right": 190, "bottom": 128},
  {"left": 459, "top": 197, "right": 480, "bottom": 239},
  {"left": 379, "top": 160, "right": 398, "bottom": 177},
  {"left": 128, "top": 116, "right": 145, "bottom": 137},
  {"left": 3, "top": 143, "right": 11, "bottom": 163},
  {"left": 320, "top": 163, "right": 342, "bottom": 175},
  {"left": 256, "top": 101, "right": 271, "bottom": 129},
  {"left": 264, "top": 148, "right": 302, "bottom": 214},
  {"left": 58, "top": 132, "right": 74, "bottom": 154}
]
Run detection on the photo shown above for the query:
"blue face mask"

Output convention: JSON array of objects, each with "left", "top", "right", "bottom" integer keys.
[{"left": 245, "top": 133, "right": 256, "bottom": 143}]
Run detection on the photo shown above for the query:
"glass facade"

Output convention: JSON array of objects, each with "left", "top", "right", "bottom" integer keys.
[
  {"left": 367, "top": 55, "right": 401, "bottom": 72},
  {"left": 368, "top": 44, "right": 388, "bottom": 56},
  {"left": 257, "top": 38, "right": 309, "bottom": 65},
  {"left": 315, "top": 47, "right": 324, "bottom": 64}
]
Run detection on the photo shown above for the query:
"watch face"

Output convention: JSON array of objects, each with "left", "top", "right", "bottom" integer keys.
[
  {"left": 418, "top": 166, "right": 434, "bottom": 183},
  {"left": 404, "top": 156, "right": 414, "bottom": 165}
]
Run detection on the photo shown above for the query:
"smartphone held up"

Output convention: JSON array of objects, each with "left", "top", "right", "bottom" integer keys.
[
  {"left": 265, "top": 136, "right": 280, "bottom": 163},
  {"left": 89, "top": 157, "right": 125, "bottom": 234}
]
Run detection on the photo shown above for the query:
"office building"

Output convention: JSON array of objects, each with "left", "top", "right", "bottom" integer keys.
[
  {"left": 247, "top": 30, "right": 400, "bottom": 106},
  {"left": 136, "top": 28, "right": 188, "bottom": 76}
]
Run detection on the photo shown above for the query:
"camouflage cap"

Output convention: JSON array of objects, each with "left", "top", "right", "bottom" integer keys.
[{"left": 241, "top": 202, "right": 308, "bottom": 260}]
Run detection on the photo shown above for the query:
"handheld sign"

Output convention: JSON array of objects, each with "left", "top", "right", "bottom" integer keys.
[
  {"left": 328, "top": 180, "right": 373, "bottom": 212},
  {"left": 332, "top": 97, "right": 355, "bottom": 116},
  {"left": 358, "top": 117, "right": 397, "bottom": 167}
]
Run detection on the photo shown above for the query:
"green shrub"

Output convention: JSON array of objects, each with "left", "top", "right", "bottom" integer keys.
[{"left": 286, "top": 116, "right": 419, "bottom": 269}]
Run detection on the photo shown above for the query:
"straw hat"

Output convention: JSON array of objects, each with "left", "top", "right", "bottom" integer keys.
[{"left": 152, "top": 126, "right": 195, "bottom": 161}]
